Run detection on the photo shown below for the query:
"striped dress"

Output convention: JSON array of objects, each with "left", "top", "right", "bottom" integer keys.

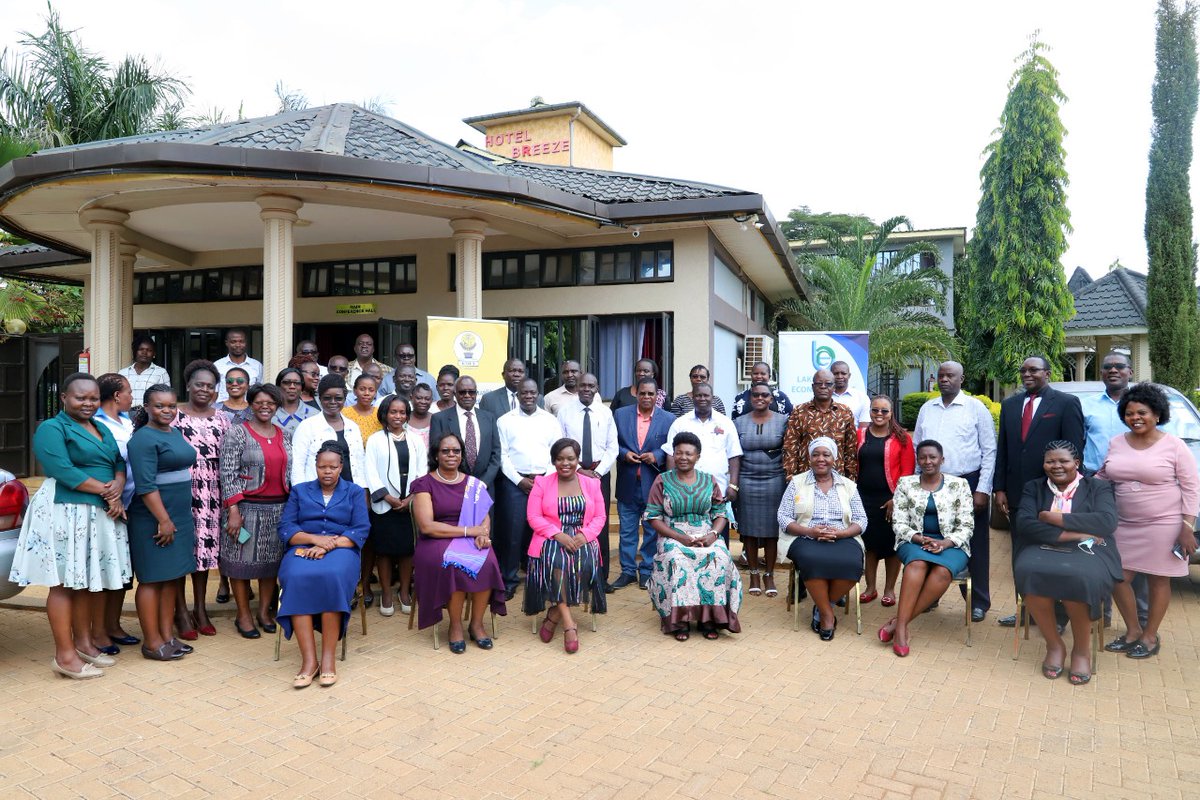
[{"left": 523, "top": 494, "right": 607, "bottom": 614}]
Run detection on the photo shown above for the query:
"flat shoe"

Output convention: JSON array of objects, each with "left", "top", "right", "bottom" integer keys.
[
  {"left": 1127, "top": 638, "right": 1161, "bottom": 659},
  {"left": 859, "top": 589, "right": 878, "bottom": 603},
  {"left": 167, "top": 638, "right": 193, "bottom": 654},
  {"left": 892, "top": 643, "right": 910, "bottom": 657},
  {"left": 52, "top": 658, "right": 103, "bottom": 679},
  {"left": 293, "top": 664, "right": 320, "bottom": 689},
  {"left": 178, "top": 628, "right": 199, "bottom": 641},
  {"left": 198, "top": 624, "right": 217, "bottom": 636},
  {"left": 1104, "top": 635, "right": 1138, "bottom": 653},
  {"left": 448, "top": 640, "right": 466, "bottom": 654},
  {"left": 539, "top": 616, "right": 558, "bottom": 643},
  {"left": 110, "top": 634, "right": 140, "bottom": 646},
  {"left": 880, "top": 594, "right": 896, "bottom": 607},
  {"left": 255, "top": 616, "right": 277, "bottom": 634},
  {"left": 379, "top": 604, "right": 395, "bottom": 617},
  {"left": 96, "top": 644, "right": 120, "bottom": 656},
  {"left": 76, "top": 649, "right": 116, "bottom": 668},
  {"left": 469, "top": 630, "right": 493, "bottom": 650},
  {"left": 234, "top": 621, "right": 261, "bottom": 639},
  {"left": 878, "top": 623, "right": 895, "bottom": 643},
  {"left": 318, "top": 672, "right": 338, "bottom": 687},
  {"left": 811, "top": 606, "right": 821, "bottom": 634},
  {"left": 215, "top": 590, "right": 231, "bottom": 604},
  {"left": 141, "top": 643, "right": 185, "bottom": 661}
]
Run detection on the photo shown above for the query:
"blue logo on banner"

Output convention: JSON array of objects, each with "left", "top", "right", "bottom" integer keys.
[{"left": 812, "top": 343, "right": 835, "bottom": 370}]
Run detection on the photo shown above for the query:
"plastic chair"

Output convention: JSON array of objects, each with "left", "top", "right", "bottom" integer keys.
[{"left": 1013, "top": 593, "right": 1103, "bottom": 673}]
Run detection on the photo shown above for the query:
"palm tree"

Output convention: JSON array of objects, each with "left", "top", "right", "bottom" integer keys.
[
  {"left": 0, "top": 4, "right": 188, "bottom": 147},
  {"left": 772, "top": 216, "right": 956, "bottom": 376}
]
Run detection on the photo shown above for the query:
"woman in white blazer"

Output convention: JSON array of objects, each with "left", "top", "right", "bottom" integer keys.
[
  {"left": 290, "top": 374, "right": 365, "bottom": 487},
  {"left": 364, "top": 395, "right": 428, "bottom": 615}
]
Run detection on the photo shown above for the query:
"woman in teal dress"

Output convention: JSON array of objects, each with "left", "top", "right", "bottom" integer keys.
[
  {"left": 645, "top": 432, "right": 742, "bottom": 641},
  {"left": 127, "top": 385, "right": 198, "bottom": 661},
  {"left": 879, "top": 440, "right": 973, "bottom": 657}
]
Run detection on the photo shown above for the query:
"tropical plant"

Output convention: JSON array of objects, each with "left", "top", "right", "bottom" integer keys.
[
  {"left": 780, "top": 206, "right": 876, "bottom": 241},
  {"left": 771, "top": 216, "right": 956, "bottom": 375},
  {"left": 960, "top": 36, "right": 1074, "bottom": 386},
  {"left": 0, "top": 3, "right": 188, "bottom": 147},
  {"left": 1146, "top": 0, "right": 1200, "bottom": 393}
]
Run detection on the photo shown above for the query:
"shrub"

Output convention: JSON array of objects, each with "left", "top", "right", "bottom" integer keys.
[{"left": 901, "top": 390, "right": 1000, "bottom": 434}]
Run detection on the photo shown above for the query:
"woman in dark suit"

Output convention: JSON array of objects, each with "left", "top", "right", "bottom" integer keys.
[
  {"left": 276, "top": 442, "right": 369, "bottom": 689},
  {"left": 1014, "top": 440, "right": 1120, "bottom": 685}
]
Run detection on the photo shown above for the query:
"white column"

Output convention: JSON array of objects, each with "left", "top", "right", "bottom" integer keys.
[
  {"left": 451, "top": 218, "right": 487, "bottom": 319},
  {"left": 118, "top": 243, "right": 138, "bottom": 367},
  {"left": 1074, "top": 351, "right": 1087, "bottom": 381},
  {"left": 257, "top": 195, "right": 303, "bottom": 381},
  {"left": 1131, "top": 333, "right": 1154, "bottom": 382},
  {"left": 79, "top": 208, "right": 130, "bottom": 376}
]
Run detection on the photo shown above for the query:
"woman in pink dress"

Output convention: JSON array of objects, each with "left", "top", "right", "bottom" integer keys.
[{"left": 1099, "top": 383, "right": 1200, "bottom": 660}]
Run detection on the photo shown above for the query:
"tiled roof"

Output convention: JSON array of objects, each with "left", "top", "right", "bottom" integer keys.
[
  {"left": 1067, "top": 266, "right": 1093, "bottom": 294},
  {"left": 496, "top": 162, "right": 740, "bottom": 204},
  {"left": 0, "top": 242, "right": 50, "bottom": 257},
  {"left": 1065, "top": 267, "right": 1147, "bottom": 329}
]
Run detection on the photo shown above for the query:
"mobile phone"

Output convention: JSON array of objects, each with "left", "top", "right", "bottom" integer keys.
[
  {"left": 238, "top": 526, "right": 252, "bottom": 544},
  {"left": 1172, "top": 543, "right": 1188, "bottom": 560}
]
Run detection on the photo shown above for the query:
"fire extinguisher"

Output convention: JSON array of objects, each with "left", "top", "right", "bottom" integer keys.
[{"left": 78, "top": 348, "right": 90, "bottom": 374}]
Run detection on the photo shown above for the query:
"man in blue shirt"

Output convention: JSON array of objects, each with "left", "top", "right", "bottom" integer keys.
[{"left": 1081, "top": 351, "right": 1132, "bottom": 473}]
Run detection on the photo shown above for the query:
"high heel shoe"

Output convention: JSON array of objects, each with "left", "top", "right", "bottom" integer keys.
[
  {"left": 255, "top": 614, "right": 277, "bottom": 634},
  {"left": 563, "top": 626, "right": 579, "bottom": 654},
  {"left": 539, "top": 615, "right": 558, "bottom": 643},
  {"left": 893, "top": 642, "right": 910, "bottom": 657}
]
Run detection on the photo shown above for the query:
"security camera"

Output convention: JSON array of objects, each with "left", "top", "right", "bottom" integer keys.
[{"left": 631, "top": 227, "right": 641, "bottom": 239}]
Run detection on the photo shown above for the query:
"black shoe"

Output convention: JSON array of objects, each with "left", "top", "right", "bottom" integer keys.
[
  {"left": 819, "top": 617, "right": 837, "bottom": 641},
  {"left": 110, "top": 634, "right": 141, "bottom": 646},
  {"left": 998, "top": 613, "right": 1018, "bottom": 627},
  {"left": 504, "top": 588, "right": 517, "bottom": 602},
  {"left": 255, "top": 615, "right": 277, "bottom": 634},
  {"left": 834, "top": 596, "right": 846, "bottom": 608},
  {"left": 638, "top": 575, "right": 649, "bottom": 590},
  {"left": 811, "top": 606, "right": 821, "bottom": 634},
  {"left": 971, "top": 608, "right": 986, "bottom": 623},
  {"left": 1105, "top": 635, "right": 1139, "bottom": 653},
  {"left": 604, "top": 582, "right": 618, "bottom": 594},
  {"left": 97, "top": 644, "right": 120, "bottom": 656},
  {"left": 448, "top": 640, "right": 466, "bottom": 654},
  {"left": 363, "top": 592, "right": 374, "bottom": 609},
  {"left": 235, "top": 621, "right": 261, "bottom": 639},
  {"left": 610, "top": 574, "right": 637, "bottom": 590},
  {"left": 1126, "top": 637, "right": 1161, "bottom": 659},
  {"left": 215, "top": 589, "right": 231, "bottom": 604},
  {"left": 468, "top": 630, "right": 494, "bottom": 650}
]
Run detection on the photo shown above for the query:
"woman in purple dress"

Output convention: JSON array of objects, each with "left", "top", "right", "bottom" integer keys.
[
  {"left": 171, "top": 359, "right": 230, "bottom": 639},
  {"left": 409, "top": 432, "right": 506, "bottom": 653}
]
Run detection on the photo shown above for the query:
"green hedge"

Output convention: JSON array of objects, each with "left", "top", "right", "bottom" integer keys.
[{"left": 901, "top": 390, "right": 1000, "bottom": 434}]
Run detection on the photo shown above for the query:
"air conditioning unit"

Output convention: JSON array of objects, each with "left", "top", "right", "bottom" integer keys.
[{"left": 742, "top": 335, "right": 774, "bottom": 382}]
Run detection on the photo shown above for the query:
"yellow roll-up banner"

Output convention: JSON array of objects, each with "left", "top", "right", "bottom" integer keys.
[{"left": 425, "top": 316, "right": 509, "bottom": 392}]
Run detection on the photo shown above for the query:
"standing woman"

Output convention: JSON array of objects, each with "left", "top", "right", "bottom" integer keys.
[
  {"left": 220, "top": 384, "right": 292, "bottom": 638},
  {"left": 93, "top": 373, "right": 140, "bottom": 651},
  {"left": 214, "top": 367, "right": 250, "bottom": 421},
  {"left": 435, "top": 368, "right": 458, "bottom": 412},
  {"left": 273, "top": 367, "right": 317, "bottom": 435},
  {"left": 732, "top": 381, "right": 788, "bottom": 598},
  {"left": 343, "top": 374, "right": 383, "bottom": 444},
  {"left": 290, "top": 356, "right": 321, "bottom": 410},
  {"left": 855, "top": 395, "right": 913, "bottom": 607},
  {"left": 525, "top": 438, "right": 608, "bottom": 654},
  {"left": 9, "top": 373, "right": 131, "bottom": 678},
  {"left": 291, "top": 375, "right": 365, "bottom": 487},
  {"left": 1100, "top": 382, "right": 1200, "bottom": 659},
  {"left": 364, "top": 394, "right": 427, "bottom": 615},
  {"left": 406, "top": 383, "right": 434, "bottom": 448},
  {"left": 171, "top": 359, "right": 230, "bottom": 639},
  {"left": 127, "top": 385, "right": 198, "bottom": 660}
]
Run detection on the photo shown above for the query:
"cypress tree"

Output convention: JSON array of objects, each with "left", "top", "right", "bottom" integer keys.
[{"left": 1146, "top": 0, "right": 1200, "bottom": 392}]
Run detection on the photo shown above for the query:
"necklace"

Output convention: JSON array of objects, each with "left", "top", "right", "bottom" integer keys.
[{"left": 434, "top": 468, "right": 463, "bottom": 483}]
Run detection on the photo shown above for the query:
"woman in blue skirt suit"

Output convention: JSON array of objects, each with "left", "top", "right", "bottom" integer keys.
[{"left": 277, "top": 441, "right": 368, "bottom": 688}]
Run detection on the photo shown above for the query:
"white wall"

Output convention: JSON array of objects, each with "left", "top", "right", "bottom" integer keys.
[{"left": 712, "top": 324, "right": 741, "bottom": 411}]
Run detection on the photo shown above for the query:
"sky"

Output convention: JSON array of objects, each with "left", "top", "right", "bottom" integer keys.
[{"left": 0, "top": 0, "right": 1186, "bottom": 278}]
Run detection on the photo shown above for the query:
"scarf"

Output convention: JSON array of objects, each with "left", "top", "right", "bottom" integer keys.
[
  {"left": 442, "top": 476, "right": 494, "bottom": 579},
  {"left": 1047, "top": 475, "right": 1082, "bottom": 513}
]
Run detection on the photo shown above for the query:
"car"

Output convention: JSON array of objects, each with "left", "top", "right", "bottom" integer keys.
[
  {"left": 0, "top": 469, "right": 30, "bottom": 601},
  {"left": 1053, "top": 381, "right": 1200, "bottom": 562}
]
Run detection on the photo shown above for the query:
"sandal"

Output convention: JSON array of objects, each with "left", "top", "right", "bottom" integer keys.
[
  {"left": 1041, "top": 664, "right": 1064, "bottom": 680},
  {"left": 747, "top": 570, "right": 762, "bottom": 596},
  {"left": 673, "top": 624, "right": 691, "bottom": 642},
  {"left": 880, "top": 594, "right": 897, "bottom": 607},
  {"left": 1068, "top": 671, "right": 1092, "bottom": 686},
  {"left": 763, "top": 572, "right": 778, "bottom": 598},
  {"left": 293, "top": 663, "right": 320, "bottom": 689},
  {"left": 701, "top": 626, "right": 720, "bottom": 641},
  {"left": 859, "top": 589, "right": 879, "bottom": 604}
]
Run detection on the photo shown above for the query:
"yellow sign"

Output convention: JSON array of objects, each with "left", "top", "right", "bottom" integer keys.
[
  {"left": 426, "top": 316, "right": 509, "bottom": 392},
  {"left": 335, "top": 303, "right": 377, "bottom": 315}
]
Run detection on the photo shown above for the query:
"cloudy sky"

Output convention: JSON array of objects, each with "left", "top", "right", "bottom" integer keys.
[{"left": 2, "top": 1, "right": 1186, "bottom": 277}]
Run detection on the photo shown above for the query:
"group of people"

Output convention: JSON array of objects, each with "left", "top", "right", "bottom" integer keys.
[{"left": 10, "top": 336, "right": 1196, "bottom": 689}]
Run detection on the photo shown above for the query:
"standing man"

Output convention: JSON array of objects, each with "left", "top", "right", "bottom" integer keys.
[
  {"left": 613, "top": 378, "right": 674, "bottom": 589},
  {"left": 559, "top": 373, "right": 619, "bottom": 591},
  {"left": 379, "top": 343, "right": 435, "bottom": 394},
  {"left": 392, "top": 366, "right": 419, "bottom": 398},
  {"left": 327, "top": 355, "right": 350, "bottom": 381},
  {"left": 913, "top": 361, "right": 997, "bottom": 621},
  {"left": 543, "top": 360, "right": 581, "bottom": 416},
  {"left": 215, "top": 328, "right": 263, "bottom": 401},
  {"left": 731, "top": 361, "right": 793, "bottom": 419},
  {"left": 781, "top": 369, "right": 859, "bottom": 480},
  {"left": 495, "top": 377, "right": 561, "bottom": 598},
  {"left": 294, "top": 340, "right": 326, "bottom": 376},
  {"left": 830, "top": 360, "right": 870, "bottom": 427},
  {"left": 668, "top": 364, "right": 725, "bottom": 417},
  {"left": 119, "top": 335, "right": 170, "bottom": 407},
  {"left": 480, "top": 358, "right": 530, "bottom": 418},
  {"left": 429, "top": 376, "right": 501, "bottom": 494},
  {"left": 346, "top": 333, "right": 392, "bottom": 386},
  {"left": 994, "top": 354, "right": 1084, "bottom": 627},
  {"left": 664, "top": 382, "right": 742, "bottom": 507}
]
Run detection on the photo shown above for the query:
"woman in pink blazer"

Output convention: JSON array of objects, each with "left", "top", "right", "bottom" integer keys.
[{"left": 525, "top": 438, "right": 608, "bottom": 653}]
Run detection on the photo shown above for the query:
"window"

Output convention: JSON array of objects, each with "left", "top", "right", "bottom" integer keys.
[
  {"left": 453, "top": 243, "right": 674, "bottom": 290},
  {"left": 300, "top": 256, "right": 417, "bottom": 297},
  {"left": 133, "top": 266, "right": 263, "bottom": 305}
]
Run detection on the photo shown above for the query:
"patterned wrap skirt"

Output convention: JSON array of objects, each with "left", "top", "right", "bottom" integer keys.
[
  {"left": 219, "top": 499, "right": 286, "bottom": 580},
  {"left": 649, "top": 522, "right": 742, "bottom": 633}
]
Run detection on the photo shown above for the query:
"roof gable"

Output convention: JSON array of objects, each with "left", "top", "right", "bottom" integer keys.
[{"left": 1065, "top": 267, "right": 1147, "bottom": 329}]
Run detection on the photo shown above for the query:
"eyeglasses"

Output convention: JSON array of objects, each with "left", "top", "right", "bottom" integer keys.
[
  {"left": 812, "top": 381, "right": 834, "bottom": 388},
  {"left": 1019, "top": 367, "right": 1046, "bottom": 374},
  {"left": 750, "top": 392, "right": 771, "bottom": 399},
  {"left": 226, "top": 377, "right": 247, "bottom": 385},
  {"left": 299, "top": 348, "right": 318, "bottom": 355},
  {"left": 456, "top": 389, "right": 478, "bottom": 396},
  {"left": 279, "top": 379, "right": 301, "bottom": 387},
  {"left": 328, "top": 365, "right": 349, "bottom": 373},
  {"left": 1101, "top": 362, "right": 1129, "bottom": 371},
  {"left": 320, "top": 394, "right": 344, "bottom": 402},
  {"left": 870, "top": 408, "right": 891, "bottom": 414},
  {"left": 250, "top": 400, "right": 276, "bottom": 409},
  {"left": 439, "top": 447, "right": 462, "bottom": 454},
  {"left": 397, "top": 352, "right": 416, "bottom": 360}
]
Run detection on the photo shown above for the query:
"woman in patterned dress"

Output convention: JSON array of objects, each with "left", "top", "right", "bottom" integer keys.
[
  {"left": 171, "top": 360, "right": 230, "bottom": 638},
  {"left": 646, "top": 431, "right": 742, "bottom": 641},
  {"left": 524, "top": 438, "right": 608, "bottom": 654}
]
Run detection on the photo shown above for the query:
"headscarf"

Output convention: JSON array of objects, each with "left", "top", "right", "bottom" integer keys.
[{"left": 808, "top": 436, "right": 838, "bottom": 460}]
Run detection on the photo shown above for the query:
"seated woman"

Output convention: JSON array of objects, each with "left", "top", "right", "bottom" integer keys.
[
  {"left": 1014, "top": 440, "right": 1120, "bottom": 685},
  {"left": 777, "top": 437, "right": 867, "bottom": 642},
  {"left": 525, "top": 438, "right": 608, "bottom": 654},
  {"left": 646, "top": 432, "right": 742, "bottom": 642},
  {"left": 409, "top": 432, "right": 507, "bottom": 653},
  {"left": 881, "top": 439, "right": 973, "bottom": 657},
  {"left": 276, "top": 442, "right": 369, "bottom": 689}
]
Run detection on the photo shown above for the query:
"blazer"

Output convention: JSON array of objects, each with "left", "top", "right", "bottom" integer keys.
[
  {"left": 1013, "top": 475, "right": 1119, "bottom": 559},
  {"left": 290, "top": 414, "right": 366, "bottom": 487},
  {"left": 479, "top": 386, "right": 543, "bottom": 419},
  {"left": 994, "top": 385, "right": 1084, "bottom": 496},
  {"left": 34, "top": 412, "right": 124, "bottom": 508},
  {"left": 856, "top": 428, "right": 915, "bottom": 492},
  {"left": 525, "top": 472, "right": 606, "bottom": 558},
  {"left": 891, "top": 474, "right": 974, "bottom": 554},
  {"left": 278, "top": 478, "right": 370, "bottom": 549},
  {"left": 428, "top": 405, "right": 501, "bottom": 490},
  {"left": 613, "top": 404, "right": 674, "bottom": 503},
  {"left": 363, "top": 429, "right": 428, "bottom": 515}
]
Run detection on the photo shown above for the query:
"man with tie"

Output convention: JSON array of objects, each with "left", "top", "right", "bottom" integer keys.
[
  {"left": 495, "top": 377, "right": 561, "bottom": 597},
  {"left": 429, "top": 375, "right": 501, "bottom": 495},
  {"left": 993, "top": 354, "right": 1084, "bottom": 627},
  {"left": 612, "top": 378, "right": 674, "bottom": 589},
  {"left": 480, "top": 358, "right": 531, "bottom": 419},
  {"left": 558, "top": 373, "right": 618, "bottom": 591}
]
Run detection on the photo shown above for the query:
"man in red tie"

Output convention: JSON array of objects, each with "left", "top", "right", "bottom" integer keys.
[{"left": 993, "top": 354, "right": 1085, "bottom": 627}]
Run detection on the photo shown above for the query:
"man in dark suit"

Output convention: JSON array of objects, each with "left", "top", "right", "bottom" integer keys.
[
  {"left": 429, "top": 376, "right": 501, "bottom": 492},
  {"left": 611, "top": 378, "right": 675, "bottom": 590},
  {"left": 993, "top": 354, "right": 1085, "bottom": 627},
  {"left": 479, "top": 358, "right": 531, "bottom": 420}
]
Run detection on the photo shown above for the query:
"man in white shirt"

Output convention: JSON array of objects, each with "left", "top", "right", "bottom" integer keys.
[
  {"left": 559, "top": 373, "right": 618, "bottom": 590},
  {"left": 830, "top": 360, "right": 869, "bottom": 427},
  {"left": 295, "top": 340, "right": 328, "bottom": 376},
  {"left": 215, "top": 328, "right": 263, "bottom": 401},
  {"left": 118, "top": 335, "right": 170, "bottom": 407},
  {"left": 495, "top": 377, "right": 561, "bottom": 596},
  {"left": 543, "top": 360, "right": 581, "bottom": 416},
  {"left": 664, "top": 382, "right": 743, "bottom": 514},
  {"left": 913, "top": 360, "right": 997, "bottom": 621}
]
